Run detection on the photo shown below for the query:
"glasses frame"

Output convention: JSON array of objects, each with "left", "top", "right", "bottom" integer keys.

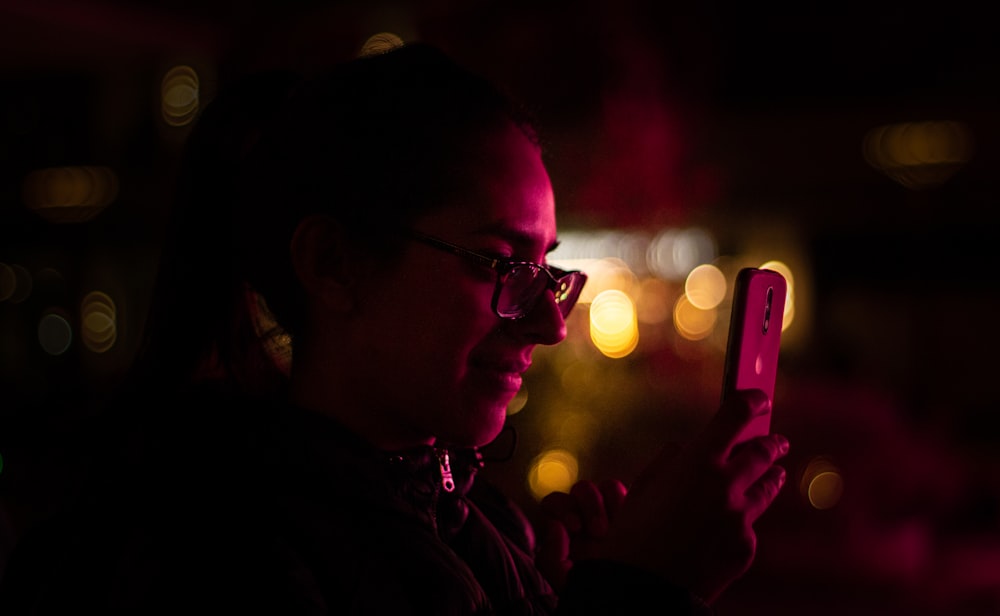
[{"left": 406, "top": 229, "right": 586, "bottom": 320}]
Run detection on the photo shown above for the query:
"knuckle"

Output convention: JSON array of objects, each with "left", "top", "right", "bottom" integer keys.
[
  {"left": 723, "top": 492, "right": 745, "bottom": 518},
  {"left": 744, "top": 436, "right": 781, "bottom": 462}
]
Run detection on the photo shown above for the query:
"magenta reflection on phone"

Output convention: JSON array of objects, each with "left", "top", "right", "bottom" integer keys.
[{"left": 721, "top": 267, "right": 787, "bottom": 442}]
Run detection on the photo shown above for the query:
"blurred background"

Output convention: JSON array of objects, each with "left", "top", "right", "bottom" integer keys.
[{"left": 2, "top": 1, "right": 999, "bottom": 613}]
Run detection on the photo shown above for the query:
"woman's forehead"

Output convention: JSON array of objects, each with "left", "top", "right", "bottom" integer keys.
[
  {"left": 466, "top": 218, "right": 560, "bottom": 252},
  {"left": 417, "top": 181, "right": 557, "bottom": 248}
]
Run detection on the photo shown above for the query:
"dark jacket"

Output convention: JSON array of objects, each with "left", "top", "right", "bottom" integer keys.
[{"left": 0, "top": 389, "right": 711, "bottom": 614}]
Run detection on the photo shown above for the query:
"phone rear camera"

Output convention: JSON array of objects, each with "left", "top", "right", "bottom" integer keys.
[{"left": 762, "top": 286, "right": 773, "bottom": 334}]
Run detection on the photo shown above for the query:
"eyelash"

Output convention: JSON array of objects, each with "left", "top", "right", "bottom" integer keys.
[{"left": 481, "top": 248, "right": 513, "bottom": 260}]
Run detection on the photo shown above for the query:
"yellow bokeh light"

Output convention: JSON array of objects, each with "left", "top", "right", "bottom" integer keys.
[
  {"left": 808, "top": 471, "right": 845, "bottom": 510},
  {"left": 22, "top": 166, "right": 119, "bottom": 223},
  {"left": 800, "top": 456, "right": 844, "bottom": 510},
  {"left": 161, "top": 65, "right": 199, "bottom": 127},
  {"left": 5, "top": 265, "right": 32, "bottom": 304},
  {"left": 589, "top": 289, "right": 638, "bottom": 358},
  {"left": 359, "top": 32, "right": 405, "bottom": 57},
  {"left": 758, "top": 260, "right": 795, "bottom": 331},
  {"left": 862, "top": 120, "right": 973, "bottom": 189},
  {"left": 685, "top": 263, "right": 726, "bottom": 310},
  {"left": 528, "top": 448, "right": 579, "bottom": 501},
  {"left": 564, "top": 258, "right": 636, "bottom": 305},
  {"left": 506, "top": 385, "right": 528, "bottom": 415},
  {"left": 81, "top": 291, "right": 117, "bottom": 353},
  {"left": 673, "top": 294, "right": 717, "bottom": 341}
]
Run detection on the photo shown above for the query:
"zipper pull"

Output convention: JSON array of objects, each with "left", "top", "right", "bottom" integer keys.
[{"left": 437, "top": 449, "right": 456, "bottom": 493}]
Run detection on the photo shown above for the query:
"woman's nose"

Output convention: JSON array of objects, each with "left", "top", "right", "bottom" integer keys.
[{"left": 512, "top": 289, "right": 567, "bottom": 345}]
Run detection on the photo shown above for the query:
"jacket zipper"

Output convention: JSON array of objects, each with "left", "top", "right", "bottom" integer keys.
[{"left": 436, "top": 448, "right": 456, "bottom": 493}]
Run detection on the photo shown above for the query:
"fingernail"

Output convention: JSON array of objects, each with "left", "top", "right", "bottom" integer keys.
[{"left": 776, "top": 435, "right": 790, "bottom": 455}]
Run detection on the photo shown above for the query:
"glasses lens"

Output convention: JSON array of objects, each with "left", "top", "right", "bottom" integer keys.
[
  {"left": 497, "top": 265, "right": 549, "bottom": 319},
  {"left": 496, "top": 266, "right": 585, "bottom": 319},
  {"left": 553, "top": 272, "right": 584, "bottom": 316}
]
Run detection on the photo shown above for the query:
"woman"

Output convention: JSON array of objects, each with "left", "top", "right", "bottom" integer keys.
[{"left": 0, "top": 41, "right": 787, "bottom": 614}]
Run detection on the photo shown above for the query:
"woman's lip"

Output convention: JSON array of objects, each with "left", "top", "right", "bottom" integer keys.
[
  {"left": 470, "top": 357, "right": 531, "bottom": 374},
  {"left": 469, "top": 355, "right": 531, "bottom": 374},
  {"left": 468, "top": 360, "right": 529, "bottom": 391},
  {"left": 473, "top": 369, "right": 523, "bottom": 392}
]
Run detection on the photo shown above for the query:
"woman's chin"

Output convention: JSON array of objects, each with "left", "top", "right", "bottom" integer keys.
[{"left": 446, "top": 397, "right": 510, "bottom": 448}]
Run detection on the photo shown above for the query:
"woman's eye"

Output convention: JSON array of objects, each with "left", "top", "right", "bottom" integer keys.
[{"left": 482, "top": 249, "right": 513, "bottom": 261}]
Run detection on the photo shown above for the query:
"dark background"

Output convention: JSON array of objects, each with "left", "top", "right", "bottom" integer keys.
[{"left": 2, "top": 2, "right": 999, "bottom": 613}]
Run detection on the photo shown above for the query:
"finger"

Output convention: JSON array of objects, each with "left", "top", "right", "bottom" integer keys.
[
  {"left": 534, "top": 518, "right": 571, "bottom": 591},
  {"left": 570, "top": 480, "right": 608, "bottom": 536},
  {"left": 698, "top": 389, "right": 771, "bottom": 462},
  {"left": 598, "top": 478, "right": 627, "bottom": 520},
  {"left": 743, "top": 464, "right": 787, "bottom": 523},
  {"left": 727, "top": 433, "right": 790, "bottom": 492},
  {"left": 539, "top": 491, "right": 583, "bottom": 533},
  {"left": 727, "top": 434, "right": 789, "bottom": 476}
]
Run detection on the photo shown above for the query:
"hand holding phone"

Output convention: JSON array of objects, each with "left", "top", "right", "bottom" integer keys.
[{"left": 721, "top": 267, "right": 787, "bottom": 443}]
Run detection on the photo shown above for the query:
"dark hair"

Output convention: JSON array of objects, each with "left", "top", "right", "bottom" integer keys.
[
  {"left": 128, "top": 42, "right": 539, "bottom": 397},
  {"left": 234, "top": 42, "right": 539, "bottom": 344}
]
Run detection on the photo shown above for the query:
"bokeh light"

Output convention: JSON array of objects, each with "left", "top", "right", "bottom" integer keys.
[
  {"left": 647, "top": 227, "right": 717, "bottom": 281},
  {"left": 589, "top": 289, "right": 638, "bottom": 358},
  {"left": 552, "top": 226, "right": 717, "bottom": 284},
  {"left": 161, "top": 65, "right": 200, "bottom": 127},
  {"left": 506, "top": 385, "right": 528, "bottom": 415},
  {"left": 558, "top": 257, "right": 636, "bottom": 305},
  {"left": 527, "top": 448, "right": 579, "bottom": 501},
  {"left": 759, "top": 259, "right": 795, "bottom": 331},
  {"left": 38, "top": 311, "right": 73, "bottom": 356},
  {"left": 863, "top": 120, "right": 973, "bottom": 189},
  {"left": 80, "top": 291, "right": 117, "bottom": 353},
  {"left": 800, "top": 456, "right": 845, "bottom": 510},
  {"left": 22, "top": 166, "right": 119, "bottom": 223},
  {"left": 684, "top": 263, "right": 727, "bottom": 310},
  {"left": 359, "top": 32, "right": 405, "bottom": 57},
  {"left": 673, "top": 294, "right": 717, "bottom": 341},
  {"left": 2, "top": 264, "right": 33, "bottom": 304}
]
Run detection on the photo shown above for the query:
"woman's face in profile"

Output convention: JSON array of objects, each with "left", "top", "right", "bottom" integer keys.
[{"left": 349, "top": 121, "right": 567, "bottom": 448}]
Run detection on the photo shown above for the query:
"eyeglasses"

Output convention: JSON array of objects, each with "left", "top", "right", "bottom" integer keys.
[{"left": 407, "top": 230, "right": 587, "bottom": 320}]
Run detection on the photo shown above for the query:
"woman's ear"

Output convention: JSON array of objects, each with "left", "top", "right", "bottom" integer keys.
[{"left": 290, "top": 214, "right": 356, "bottom": 312}]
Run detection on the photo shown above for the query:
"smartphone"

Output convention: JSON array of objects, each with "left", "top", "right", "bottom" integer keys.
[{"left": 721, "top": 267, "right": 787, "bottom": 443}]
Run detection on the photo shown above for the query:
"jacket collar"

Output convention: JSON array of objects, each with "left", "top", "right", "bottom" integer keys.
[{"left": 279, "top": 404, "right": 484, "bottom": 536}]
